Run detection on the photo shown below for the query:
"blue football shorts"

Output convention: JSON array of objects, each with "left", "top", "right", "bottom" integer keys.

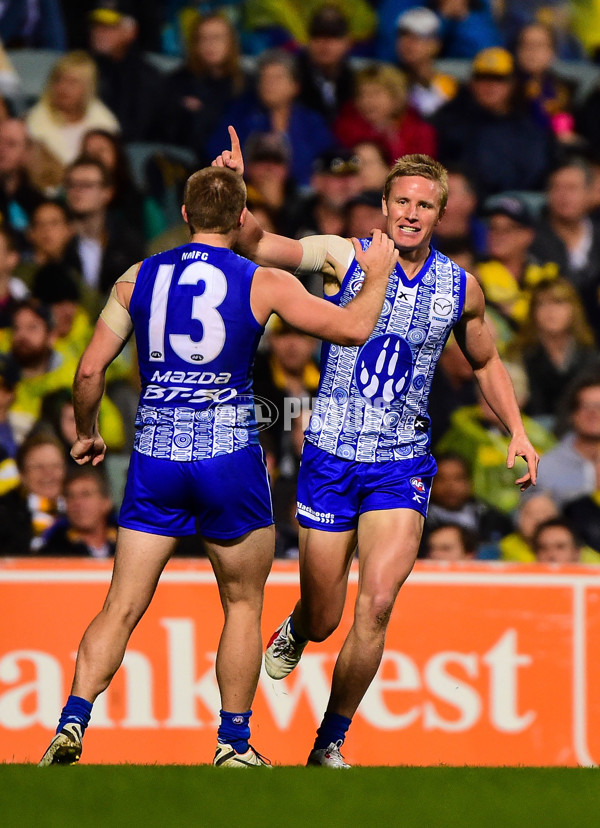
[
  {"left": 119, "top": 444, "right": 273, "bottom": 540},
  {"left": 296, "top": 441, "right": 437, "bottom": 532}
]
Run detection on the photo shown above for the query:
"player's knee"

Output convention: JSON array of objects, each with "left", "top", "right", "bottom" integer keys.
[
  {"left": 307, "top": 620, "right": 336, "bottom": 642},
  {"left": 102, "top": 597, "right": 146, "bottom": 631},
  {"left": 304, "top": 609, "right": 340, "bottom": 642},
  {"left": 355, "top": 591, "right": 396, "bottom": 632}
]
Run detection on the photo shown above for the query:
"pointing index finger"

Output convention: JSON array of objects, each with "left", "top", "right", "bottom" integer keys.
[{"left": 228, "top": 125, "right": 241, "bottom": 158}]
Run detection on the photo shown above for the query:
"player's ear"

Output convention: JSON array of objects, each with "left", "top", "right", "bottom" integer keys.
[
  {"left": 437, "top": 206, "right": 446, "bottom": 224},
  {"left": 239, "top": 206, "right": 247, "bottom": 227},
  {"left": 381, "top": 196, "right": 388, "bottom": 217},
  {"left": 181, "top": 205, "right": 188, "bottom": 224}
]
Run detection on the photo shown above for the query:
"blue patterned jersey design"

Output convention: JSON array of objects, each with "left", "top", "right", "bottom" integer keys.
[
  {"left": 128, "top": 242, "right": 263, "bottom": 461},
  {"left": 305, "top": 241, "right": 466, "bottom": 462}
]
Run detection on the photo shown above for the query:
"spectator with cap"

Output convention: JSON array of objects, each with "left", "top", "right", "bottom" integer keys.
[
  {"left": 208, "top": 49, "right": 334, "bottom": 188},
  {"left": 477, "top": 192, "right": 559, "bottom": 330},
  {"left": 38, "top": 466, "right": 117, "bottom": 558},
  {"left": 243, "top": 131, "right": 305, "bottom": 238},
  {"left": 296, "top": 5, "right": 356, "bottom": 124},
  {"left": 88, "top": 0, "right": 167, "bottom": 142},
  {"left": 333, "top": 61, "right": 437, "bottom": 162},
  {"left": 529, "top": 156, "right": 600, "bottom": 331},
  {"left": 295, "top": 147, "right": 361, "bottom": 238},
  {"left": 375, "top": 0, "right": 501, "bottom": 63},
  {"left": 433, "top": 46, "right": 556, "bottom": 199},
  {"left": 63, "top": 0, "right": 163, "bottom": 52},
  {"left": 394, "top": 6, "right": 458, "bottom": 118},
  {"left": 162, "top": 11, "right": 249, "bottom": 163},
  {"left": 242, "top": 0, "right": 377, "bottom": 55}
]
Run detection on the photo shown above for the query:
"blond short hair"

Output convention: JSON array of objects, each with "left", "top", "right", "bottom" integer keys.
[{"left": 384, "top": 154, "right": 449, "bottom": 212}]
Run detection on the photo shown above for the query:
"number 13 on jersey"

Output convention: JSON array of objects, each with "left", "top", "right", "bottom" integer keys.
[{"left": 148, "top": 261, "right": 228, "bottom": 365}]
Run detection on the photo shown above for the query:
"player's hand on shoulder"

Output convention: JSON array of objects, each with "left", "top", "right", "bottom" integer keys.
[
  {"left": 352, "top": 229, "right": 398, "bottom": 280},
  {"left": 71, "top": 435, "right": 107, "bottom": 467},
  {"left": 211, "top": 125, "right": 244, "bottom": 175}
]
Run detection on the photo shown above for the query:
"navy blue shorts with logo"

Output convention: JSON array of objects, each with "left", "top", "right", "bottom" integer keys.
[
  {"left": 119, "top": 444, "right": 273, "bottom": 540},
  {"left": 296, "top": 442, "right": 437, "bottom": 532}
]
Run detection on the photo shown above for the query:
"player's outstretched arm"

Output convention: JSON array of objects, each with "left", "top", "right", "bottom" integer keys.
[
  {"left": 72, "top": 318, "right": 129, "bottom": 466},
  {"left": 453, "top": 273, "right": 539, "bottom": 490},
  {"left": 252, "top": 230, "right": 397, "bottom": 345}
]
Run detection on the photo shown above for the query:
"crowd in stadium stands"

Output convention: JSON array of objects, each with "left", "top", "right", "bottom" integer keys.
[{"left": 1, "top": 0, "right": 600, "bottom": 560}]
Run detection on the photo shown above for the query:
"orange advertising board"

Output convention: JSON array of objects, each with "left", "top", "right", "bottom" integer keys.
[{"left": 1, "top": 558, "right": 600, "bottom": 766}]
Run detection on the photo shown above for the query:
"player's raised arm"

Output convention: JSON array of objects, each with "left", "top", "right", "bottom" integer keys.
[
  {"left": 252, "top": 230, "right": 398, "bottom": 345},
  {"left": 211, "top": 126, "right": 303, "bottom": 270},
  {"left": 453, "top": 273, "right": 539, "bottom": 490}
]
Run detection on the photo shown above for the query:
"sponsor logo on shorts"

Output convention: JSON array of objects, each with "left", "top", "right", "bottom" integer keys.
[
  {"left": 296, "top": 502, "right": 335, "bottom": 525},
  {"left": 410, "top": 476, "right": 427, "bottom": 504}
]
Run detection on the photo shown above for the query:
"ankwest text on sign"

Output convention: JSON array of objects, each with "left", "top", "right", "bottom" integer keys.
[{"left": 1, "top": 559, "right": 599, "bottom": 766}]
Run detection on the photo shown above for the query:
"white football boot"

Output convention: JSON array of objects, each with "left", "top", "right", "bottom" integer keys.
[
  {"left": 306, "top": 740, "right": 351, "bottom": 768},
  {"left": 213, "top": 743, "right": 271, "bottom": 768},
  {"left": 264, "top": 615, "right": 307, "bottom": 679}
]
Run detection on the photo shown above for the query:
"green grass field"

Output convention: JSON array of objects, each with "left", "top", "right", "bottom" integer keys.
[{"left": 2, "top": 766, "right": 599, "bottom": 828}]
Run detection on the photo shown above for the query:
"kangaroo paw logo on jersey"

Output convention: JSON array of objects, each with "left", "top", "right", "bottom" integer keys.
[
  {"left": 410, "top": 476, "right": 427, "bottom": 503},
  {"left": 355, "top": 334, "right": 413, "bottom": 405}
]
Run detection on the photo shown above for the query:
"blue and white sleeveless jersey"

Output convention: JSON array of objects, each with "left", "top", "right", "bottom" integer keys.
[
  {"left": 128, "top": 242, "right": 263, "bottom": 461},
  {"left": 305, "top": 242, "right": 466, "bottom": 462}
]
